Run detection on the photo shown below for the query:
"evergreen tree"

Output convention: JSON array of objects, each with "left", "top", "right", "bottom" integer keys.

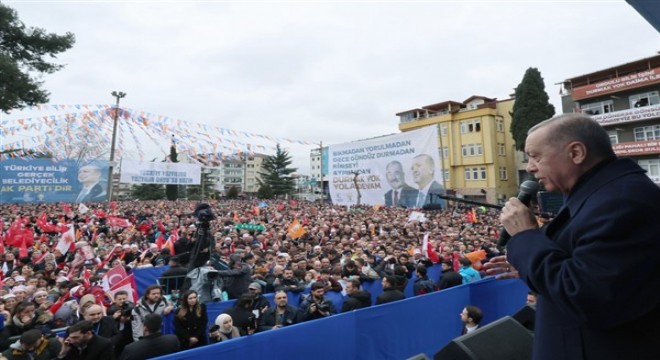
[
  {"left": 258, "top": 144, "right": 297, "bottom": 197},
  {"left": 226, "top": 185, "right": 240, "bottom": 199},
  {"left": 510, "top": 68, "right": 556, "bottom": 151},
  {"left": 256, "top": 183, "right": 274, "bottom": 199},
  {"left": 165, "top": 138, "right": 178, "bottom": 200},
  {"left": 131, "top": 184, "right": 165, "bottom": 200},
  {"left": 0, "top": 3, "right": 75, "bottom": 112}
]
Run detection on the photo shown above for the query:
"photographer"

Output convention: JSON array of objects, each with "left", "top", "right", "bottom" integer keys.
[
  {"left": 300, "top": 282, "right": 337, "bottom": 321},
  {"left": 214, "top": 254, "right": 252, "bottom": 300},
  {"left": 106, "top": 291, "right": 134, "bottom": 356}
]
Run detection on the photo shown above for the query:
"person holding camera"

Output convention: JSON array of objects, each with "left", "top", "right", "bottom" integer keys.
[
  {"left": 173, "top": 290, "right": 208, "bottom": 350},
  {"left": 106, "top": 291, "right": 134, "bottom": 356},
  {"left": 214, "top": 254, "right": 252, "bottom": 300},
  {"left": 299, "top": 282, "right": 337, "bottom": 321}
]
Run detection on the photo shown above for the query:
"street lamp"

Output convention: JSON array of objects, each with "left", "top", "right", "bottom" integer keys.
[{"left": 107, "top": 91, "right": 126, "bottom": 202}]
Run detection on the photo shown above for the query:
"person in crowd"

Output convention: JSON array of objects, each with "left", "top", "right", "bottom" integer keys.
[
  {"left": 375, "top": 275, "right": 405, "bottom": 305},
  {"left": 527, "top": 291, "right": 537, "bottom": 306},
  {"left": 412, "top": 265, "right": 437, "bottom": 296},
  {"left": 438, "top": 260, "right": 463, "bottom": 290},
  {"left": 354, "top": 258, "right": 379, "bottom": 281},
  {"left": 277, "top": 268, "right": 305, "bottom": 293},
  {"left": 487, "top": 113, "right": 660, "bottom": 360},
  {"left": 119, "top": 314, "right": 179, "bottom": 360},
  {"left": 83, "top": 304, "right": 123, "bottom": 356},
  {"left": 58, "top": 320, "right": 113, "bottom": 360},
  {"left": 384, "top": 160, "right": 419, "bottom": 208},
  {"left": 300, "top": 282, "right": 337, "bottom": 321},
  {"left": 458, "top": 257, "right": 481, "bottom": 284},
  {"left": 1, "top": 329, "right": 61, "bottom": 360},
  {"left": 247, "top": 283, "right": 269, "bottom": 321},
  {"left": 221, "top": 294, "right": 257, "bottom": 336},
  {"left": 55, "top": 294, "right": 96, "bottom": 327},
  {"left": 460, "top": 305, "right": 483, "bottom": 335},
  {"left": 341, "top": 279, "right": 371, "bottom": 312},
  {"left": 131, "top": 285, "right": 174, "bottom": 341},
  {"left": 0, "top": 302, "right": 51, "bottom": 352},
  {"left": 158, "top": 255, "right": 188, "bottom": 297},
  {"left": 209, "top": 314, "right": 241, "bottom": 343},
  {"left": 106, "top": 290, "right": 134, "bottom": 356},
  {"left": 258, "top": 291, "right": 302, "bottom": 332},
  {"left": 173, "top": 290, "right": 208, "bottom": 350},
  {"left": 315, "top": 268, "right": 342, "bottom": 293},
  {"left": 214, "top": 254, "right": 252, "bottom": 300}
]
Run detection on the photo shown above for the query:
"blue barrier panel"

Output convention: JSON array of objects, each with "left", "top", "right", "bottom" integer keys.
[{"left": 152, "top": 278, "right": 528, "bottom": 360}]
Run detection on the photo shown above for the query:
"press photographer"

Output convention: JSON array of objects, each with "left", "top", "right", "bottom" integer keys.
[{"left": 299, "top": 282, "right": 337, "bottom": 321}]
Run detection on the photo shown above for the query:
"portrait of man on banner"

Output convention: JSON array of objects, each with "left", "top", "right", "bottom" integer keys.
[
  {"left": 383, "top": 160, "right": 418, "bottom": 208},
  {"left": 410, "top": 154, "right": 445, "bottom": 209},
  {"left": 76, "top": 164, "right": 107, "bottom": 203}
]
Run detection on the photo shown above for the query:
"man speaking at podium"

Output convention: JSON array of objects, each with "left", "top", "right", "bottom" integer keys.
[{"left": 486, "top": 114, "right": 660, "bottom": 360}]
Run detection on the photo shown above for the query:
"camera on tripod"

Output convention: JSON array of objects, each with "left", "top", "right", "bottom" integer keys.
[{"left": 193, "top": 203, "right": 216, "bottom": 224}]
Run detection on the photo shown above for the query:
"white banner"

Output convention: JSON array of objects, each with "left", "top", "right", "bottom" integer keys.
[
  {"left": 120, "top": 160, "right": 201, "bottom": 185},
  {"left": 327, "top": 126, "right": 444, "bottom": 207}
]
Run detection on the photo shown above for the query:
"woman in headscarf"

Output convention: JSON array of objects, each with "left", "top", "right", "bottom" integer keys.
[
  {"left": 173, "top": 290, "right": 208, "bottom": 350},
  {"left": 209, "top": 314, "right": 241, "bottom": 343}
]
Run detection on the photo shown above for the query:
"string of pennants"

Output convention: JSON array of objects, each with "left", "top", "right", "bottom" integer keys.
[{"left": 0, "top": 104, "right": 318, "bottom": 162}]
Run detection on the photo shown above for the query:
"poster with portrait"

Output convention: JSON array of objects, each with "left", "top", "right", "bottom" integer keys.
[
  {"left": 0, "top": 159, "right": 108, "bottom": 204},
  {"left": 327, "top": 126, "right": 443, "bottom": 207}
]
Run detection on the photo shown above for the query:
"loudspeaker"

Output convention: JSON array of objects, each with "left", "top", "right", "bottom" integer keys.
[
  {"left": 512, "top": 304, "right": 536, "bottom": 333},
  {"left": 433, "top": 316, "right": 533, "bottom": 360}
]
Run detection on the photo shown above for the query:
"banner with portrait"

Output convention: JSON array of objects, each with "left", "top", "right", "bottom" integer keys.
[
  {"left": 120, "top": 160, "right": 201, "bottom": 185},
  {"left": 0, "top": 159, "right": 109, "bottom": 203},
  {"left": 327, "top": 126, "right": 443, "bottom": 207}
]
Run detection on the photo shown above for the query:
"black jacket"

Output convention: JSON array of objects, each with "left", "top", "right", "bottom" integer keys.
[
  {"left": 173, "top": 304, "right": 208, "bottom": 350},
  {"left": 375, "top": 288, "right": 405, "bottom": 305},
  {"left": 222, "top": 307, "right": 257, "bottom": 335},
  {"left": 93, "top": 316, "right": 123, "bottom": 352},
  {"left": 62, "top": 334, "right": 113, "bottom": 360},
  {"left": 299, "top": 295, "right": 337, "bottom": 321},
  {"left": 258, "top": 305, "right": 302, "bottom": 331},
  {"left": 119, "top": 333, "right": 180, "bottom": 360},
  {"left": 341, "top": 290, "right": 372, "bottom": 312},
  {"left": 439, "top": 269, "right": 463, "bottom": 290},
  {"left": 159, "top": 265, "right": 188, "bottom": 294},
  {"left": 216, "top": 264, "right": 252, "bottom": 300}
]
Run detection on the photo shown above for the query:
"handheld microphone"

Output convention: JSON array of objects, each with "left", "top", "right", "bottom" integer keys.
[{"left": 497, "top": 180, "right": 540, "bottom": 249}]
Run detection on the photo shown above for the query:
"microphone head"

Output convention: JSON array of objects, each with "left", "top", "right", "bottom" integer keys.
[{"left": 520, "top": 180, "right": 540, "bottom": 196}]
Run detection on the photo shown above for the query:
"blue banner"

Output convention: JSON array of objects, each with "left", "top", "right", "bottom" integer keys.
[{"left": 0, "top": 159, "right": 109, "bottom": 203}]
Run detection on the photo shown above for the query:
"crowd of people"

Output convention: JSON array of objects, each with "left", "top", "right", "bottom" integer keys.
[{"left": 0, "top": 197, "right": 506, "bottom": 359}]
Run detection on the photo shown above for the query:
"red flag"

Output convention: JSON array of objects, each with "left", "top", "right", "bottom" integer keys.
[
  {"left": 466, "top": 210, "right": 474, "bottom": 224},
  {"left": 0, "top": 233, "right": 4, "bottom": 255},
  {"left": 106, "top": 216, "right": 130, "bottom": 228},
  {"left": 62, "top": 203, "right": 72, "bottom": 215},
  {"left": 164, "top": 236, "right": 175, "bottom": 255},
  {"left": 426, "top": 242, "right": 440, "bottom": 264},
  {"left": 19, "top": 238, "right": 28, "bottom": 258},
  {"left": 110, "top": 201, "right": 117, "bottom": 211},
  {"left": 101, "top": 265, "right": 129, "bottom": 290},
  {"left": 96, "top": 209, "right": 107, "bottom": 219},
  {"left": 108, "top": 274, "right": 139, "bottom": 303},
  {"left": 157, "top": 221, "right": 166, "bottom": 233}
]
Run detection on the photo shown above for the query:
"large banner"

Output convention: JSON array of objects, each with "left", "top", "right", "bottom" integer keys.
[
  {"left": 120, "top": 160, "right": 201, "bottom": 185},
  {"left": 0, "top": 159, "right": 109, "bottom": 204},
  {"left": 328, "top": 126, "right": 443, "bottom": 207}
]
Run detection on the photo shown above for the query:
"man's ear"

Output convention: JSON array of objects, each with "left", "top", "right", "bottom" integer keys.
[{"left": 567, "top": 141, "right": 587, "bottom": 165}]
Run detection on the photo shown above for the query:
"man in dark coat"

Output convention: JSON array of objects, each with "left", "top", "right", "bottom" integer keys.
[
  {"left": 59, "top": 320, "right": 113, "bottom": 360},
  {"left": 438, "top": 261, "right": 462, "bottom": 290},
  {"left": 83, "top": 304, "right": 123, "bottom": 357},
  {"left": 341, "top": 279, "right": 371, "bottom": 312},
  {"left": 490, "top": 114, "right": 660, "bottom": 360},
  {"left": 158, "top": 255, "right": 188, "bottom": 295},
  {"left": 258, "top": 291, "right": 302, "bottom": 331},
  {"left": 412, "top": 265, "right": 437, "bottom": 296},
  {"left": 215, "top": 254, "right": 252, "bottom": 300},
  {"left": 119, "top": 314, "right": 179, "bottom": 360},
  {"left": 375, "top": 275, "right": 405, "bottom": 305}
]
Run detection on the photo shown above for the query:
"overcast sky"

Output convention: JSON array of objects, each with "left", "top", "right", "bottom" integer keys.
[{"left": 2, "top": 0, "right": 658, "bottom": 173}]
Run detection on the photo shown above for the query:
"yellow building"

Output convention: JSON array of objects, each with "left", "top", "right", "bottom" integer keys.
[{"left": 397, "top": 96, "right": 519, "bottom": 204}]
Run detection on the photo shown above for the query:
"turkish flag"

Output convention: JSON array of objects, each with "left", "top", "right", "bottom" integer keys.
[{"left": 101, "top": 265, "right": 129, "bottom": 291}]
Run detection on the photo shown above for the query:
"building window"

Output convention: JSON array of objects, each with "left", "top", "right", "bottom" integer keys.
[
  {"left": 497, "top": 143, "right": 506, "bottom": 156},
  {"left": 607, "top": 131, "right": 619, "bottom": 144},
  {"left": 460, "top": 122, "right": 469, "bottom": 134},
  {"left": 496, "top": 118, "right": 504, "bottom": 133},
  {"left": 464, "top": 169, "right": 471, "bottom": 180},
  {"left": 633, "top": 125, "right": 660, "bottom": 141},
  {"left": 476, "top": 144, "right": 483, "bottom": 156},
  {"left": 499, "top": 167, "right": 508, "bottom": 180},
  {"left": 638, "top": 159, "right": 660, "bottom": 180},
  {"left": 580, "top": 100, "right": 614, "bottom": 115},
  {"left": 480, "top": 167, "right": 487, "bottom": 180},
  {"left": 441, "top": 124, "right": 448, "bottom": 136},
  {"left": 469, "top": 144, "right": 475, "bottom": 156},
  {"left": 462, "top": 145, "right": 468, "bottom": 157},
  {"left": 443, "top": 170, "right": 449, "bottom": 182},
  {"left": 442, "top": 147, "right": 449, "bottom": 158},
  {"left": 630, "top": 91, "right": 660, "bottom": 108},
  {"left": 472, "top": 168, "right": 479, "bottom": 180},
  {"left": 475, "top": 120, "right": 481, "bottom": 132}
]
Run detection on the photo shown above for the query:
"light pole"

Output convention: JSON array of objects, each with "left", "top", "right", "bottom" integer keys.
[{"left": 107, "top": 91, "right": 126, "bottom": 202}]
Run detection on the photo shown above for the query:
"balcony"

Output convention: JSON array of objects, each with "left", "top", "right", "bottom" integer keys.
[{"left": 591, "top": 103, "right": 660, "bottom": 126}]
